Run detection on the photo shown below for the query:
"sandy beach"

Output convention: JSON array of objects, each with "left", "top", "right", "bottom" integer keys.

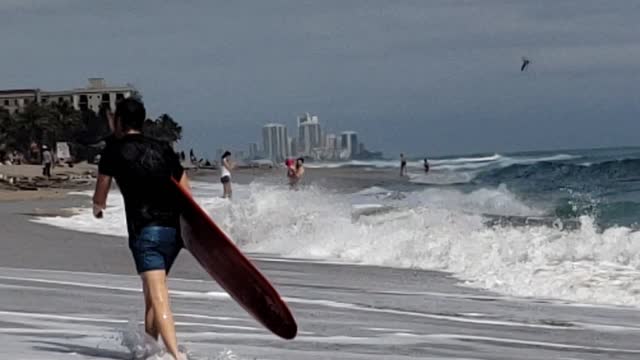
[
  {"left": 0, "top": 163, "right": 97, "bottom": 202},
  {"left": 2, "top": 165, "right": 640, "bottom": 359}
]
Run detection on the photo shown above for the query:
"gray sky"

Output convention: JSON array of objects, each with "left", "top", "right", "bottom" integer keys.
[{"left": 1, "top": 0, "right": 639, "bottom": 157}]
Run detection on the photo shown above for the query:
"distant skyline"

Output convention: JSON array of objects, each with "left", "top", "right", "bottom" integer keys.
[{"left": 1, "top": 1, "right": 639, "bottom": 158}]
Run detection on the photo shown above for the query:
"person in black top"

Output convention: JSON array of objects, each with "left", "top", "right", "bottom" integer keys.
[
  {"left": 400, "top": 153, "right": 407, "bottom": 177},
  {"left": 93, "top": 98, "right": 190, "bottom": 360},
  {"left": 423, "top": 157, "right": 430, "bottom": 173}
]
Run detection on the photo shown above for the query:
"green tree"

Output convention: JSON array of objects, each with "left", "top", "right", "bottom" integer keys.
[
  {"left": 0, "top": 106, "right": 11, "bottom": 149},
  {"left": 11, "top": 102, "right": 56, "bottom": 152},
  {"left": 143, "top": 113, "right": 182, "bottom": 143}
]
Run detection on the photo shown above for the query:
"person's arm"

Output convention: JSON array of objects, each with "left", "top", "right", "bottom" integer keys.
[
  {"left": 92, "top": 174, "right": 112, "bottom": 218},
  {"left": 178, "top": 172, "right": 191, "bottom": 195},
  {"left": 224, "top": 158, "right": 234, "bottom": 170},
  {"left": 296, "top": 166, "right": 305, "bottom": 178}
]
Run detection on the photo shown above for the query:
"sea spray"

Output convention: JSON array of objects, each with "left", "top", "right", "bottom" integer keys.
[{"left": 32, "top": 151, "right": 640, "bottom": 307}]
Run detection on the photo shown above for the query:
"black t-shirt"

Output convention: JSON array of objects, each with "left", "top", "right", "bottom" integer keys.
[{"left": 98, "top": 134, "right": 184, "bottom": 237}]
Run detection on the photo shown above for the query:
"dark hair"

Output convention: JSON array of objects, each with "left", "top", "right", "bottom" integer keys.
[
  {"left": 296, "top": 157, "right": 304, "bottom": 163},
  {"left": 115, "top": 98, "right": 146, "bottom": 131},
  {"left": 222, "top": 151, "right": 231, "bottom": 160}
]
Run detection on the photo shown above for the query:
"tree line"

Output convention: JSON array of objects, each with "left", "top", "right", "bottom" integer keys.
[{"left": 0, "top": 101, "right": 182, "bottom": 163}]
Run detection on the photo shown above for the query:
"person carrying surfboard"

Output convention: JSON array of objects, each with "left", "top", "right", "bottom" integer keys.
[
  {"left": 221, "top": 150, "right": 234, "bottom": 198},
  {"left": 92, "top": 98, "right": 190, "bottom": 360}
]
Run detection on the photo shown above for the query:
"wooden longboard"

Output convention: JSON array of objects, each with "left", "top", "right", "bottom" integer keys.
[{"left": 171, "top": 179, "right": 297, "bottom": 339}]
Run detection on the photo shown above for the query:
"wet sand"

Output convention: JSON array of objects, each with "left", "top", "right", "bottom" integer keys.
[{"left": 3, "top": 196, "right": 640, "bottom": 359}]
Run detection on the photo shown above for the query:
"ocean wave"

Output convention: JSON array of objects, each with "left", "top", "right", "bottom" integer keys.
[
  {"left": 31, "top": 181, "right": 640, "bottom": 307},
  {"left": 476, "top": 158, "right": 640, "bottom": 187},
  {"left": 306, "top": 153, "right": 579, "bottom": 173}
]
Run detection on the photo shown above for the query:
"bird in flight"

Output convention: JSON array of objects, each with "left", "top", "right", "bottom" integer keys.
[{"left": 521, "top": 57, "right": 531, "bottom": 72}]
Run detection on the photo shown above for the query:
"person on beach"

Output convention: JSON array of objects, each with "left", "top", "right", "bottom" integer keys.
[
  {"left": 423, "top": 157, "right": 430, "bottom": 173},
  {"left": 400, "top": 153, "right": 407, "bottom": 177},
  {"left": 221, "top": 150, "right": 234, "bottom": 198},
  {"left": 92, "top": 98, "right": 190, "bottom": 360},
  {"left": 289, "top": 157, "right": 305, "bottom": 189},
  {"left": 42, "top": 145, "right": 52, "bottom": 178},
  {"left": 285, "top": 158, "right": 296, "bottom": 187}
]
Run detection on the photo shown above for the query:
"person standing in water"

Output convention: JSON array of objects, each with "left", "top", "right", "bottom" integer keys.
[
  {"left": 289, "top": 157, "right": 305, "bottom": 189},
  {"left": 423, "top": 157, "right": 430, "bottom": 173},
  {"left": 285, "top": 158, "right": 296, "bottom": 187},
  {"left": 92, "top": 98, "right": 190, "bottom": 360},
  {"left": 220, "top": 150, "right": 234, "bottom": 198},
  {"left": 400, "top": 153, "right": 407, "bottom": 177}
]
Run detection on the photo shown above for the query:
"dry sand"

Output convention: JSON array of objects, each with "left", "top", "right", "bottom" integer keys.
[{"left": 0, "top": 162, "right": 97, "bottom": 202}]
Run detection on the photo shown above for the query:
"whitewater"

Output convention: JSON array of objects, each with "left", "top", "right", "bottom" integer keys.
[{"left": 33, "top": 148, "right": 640, "bottom": 308}]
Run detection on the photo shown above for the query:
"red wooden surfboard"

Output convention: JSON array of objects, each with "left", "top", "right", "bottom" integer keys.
[{"left": 171, "top": 179, "right": 297, "bottom": 339}]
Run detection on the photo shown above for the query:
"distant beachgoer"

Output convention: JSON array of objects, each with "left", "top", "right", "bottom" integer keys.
[
  {"left": 14, "top": 151, "right": 24, "bottom": 165},
  {"left": 42, "top": 146, "right": 52, "bottom": 178},
  {"left": 423, "top": 158, "right": 430, "bottom": 173},
  {"left": 92, "top": 98, "right": 190, "bottom": 360},
  {"left": 221, "top": 151, "right": 234, "bottom": 198},
  {"left": 285, "top": 158, "right": 296, "bottom": 186},
  {"left": 289, "top": 157, "right": 305, "bottom": 189},
  {"left": 400, "top": 153, "right": 407, "bottom": 177},
  {"left": 30, "top": 142, "right": 40, "bottom": 163}
]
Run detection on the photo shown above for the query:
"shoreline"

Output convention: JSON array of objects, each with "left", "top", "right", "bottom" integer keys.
[{"left": 0, "top": 161, "right": 417, "bottom": 203}]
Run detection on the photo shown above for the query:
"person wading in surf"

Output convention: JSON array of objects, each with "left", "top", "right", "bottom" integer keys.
[
  {"left": 289, "top": 157, "right": 305, "bottom": 189},
  {"left": 400, "top": 153, "right": 408, "bottom": 177},
  {"left": 220, "top": 150, "right": 234, "bottom": 198},
  {"left": 92, "top": 98, "right": 190, "bottom": 360}
]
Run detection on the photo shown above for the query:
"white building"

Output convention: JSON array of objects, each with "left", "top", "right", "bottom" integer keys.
[
  {"left": 287, "top": 137, "right": 294, "bottom": 158},
  {"left": 340, "top": 131, "right": 359, "bottom": 159},
  {"left": 297, "top": 113, "right": 322, "bottom": 156},
  {"left": 262, "top": 123, "right": 289, "bottom": 162},
  {"left": 325, "top": 133, "right": 338, "bottom": 150},
  {"left": 0, "top": 78, "right": 137, "bottom": 114}
]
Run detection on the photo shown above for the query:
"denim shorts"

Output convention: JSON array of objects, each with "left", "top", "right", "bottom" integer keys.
[{"left": 129, "top": 226, "right": 183, "bottom": 274}]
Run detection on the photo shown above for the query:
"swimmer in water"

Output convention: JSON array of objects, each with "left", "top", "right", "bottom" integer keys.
[
  {"left": 289, "top": 157, "right": 305, "bottom": 189},
  {"left": 285, "top": 158, "right": 296, "bottom": 186}
]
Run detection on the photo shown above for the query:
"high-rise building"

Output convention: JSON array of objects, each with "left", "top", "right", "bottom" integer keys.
[
  {"left": 248, "top": 143, "right": 259, "bottom": 159},
  {"left": 297, "top": 113, "right": 322, "bottom": 156},
  {"left": 340, "top": 131, "right": 359, "bottom": 159},
  {"left": 262, "top": 123, "right": 289, "bottom": 162},
  {"left": 325, "top": 133, "right": 338, "bottom": 150},
  {"left": 287, "top": 137, "right": 294, "bottom": 158}
]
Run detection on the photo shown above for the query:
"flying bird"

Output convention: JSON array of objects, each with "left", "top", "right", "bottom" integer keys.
[{"left": 521, "top": 57, "right": 531, "bottom": 72}]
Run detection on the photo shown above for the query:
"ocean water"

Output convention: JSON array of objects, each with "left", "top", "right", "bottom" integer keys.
[{"left": 34, "top": 147, "right": 640, "bottom": 308}]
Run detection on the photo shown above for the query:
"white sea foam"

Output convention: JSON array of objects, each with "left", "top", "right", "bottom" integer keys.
[
  {"left": 33, "top": 180, "right": 640, "bottom": 308},
  {"left": 306, "top": 153, "right": 579, "bottom": 172}
]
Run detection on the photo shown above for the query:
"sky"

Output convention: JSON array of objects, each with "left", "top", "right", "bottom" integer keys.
[{"left": 0, "top": 0, "right": 639, "bottom": 158}]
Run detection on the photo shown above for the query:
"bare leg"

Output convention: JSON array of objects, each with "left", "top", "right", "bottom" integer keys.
[
  {"left": 143, "top": 281, "right": 158, "bottom": 339},
  {"left": 223, "top": 182, "right": 232, "bottom": 199},
  {"left": 141, "top": 270, "right": 180, "bottom": 359}
]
